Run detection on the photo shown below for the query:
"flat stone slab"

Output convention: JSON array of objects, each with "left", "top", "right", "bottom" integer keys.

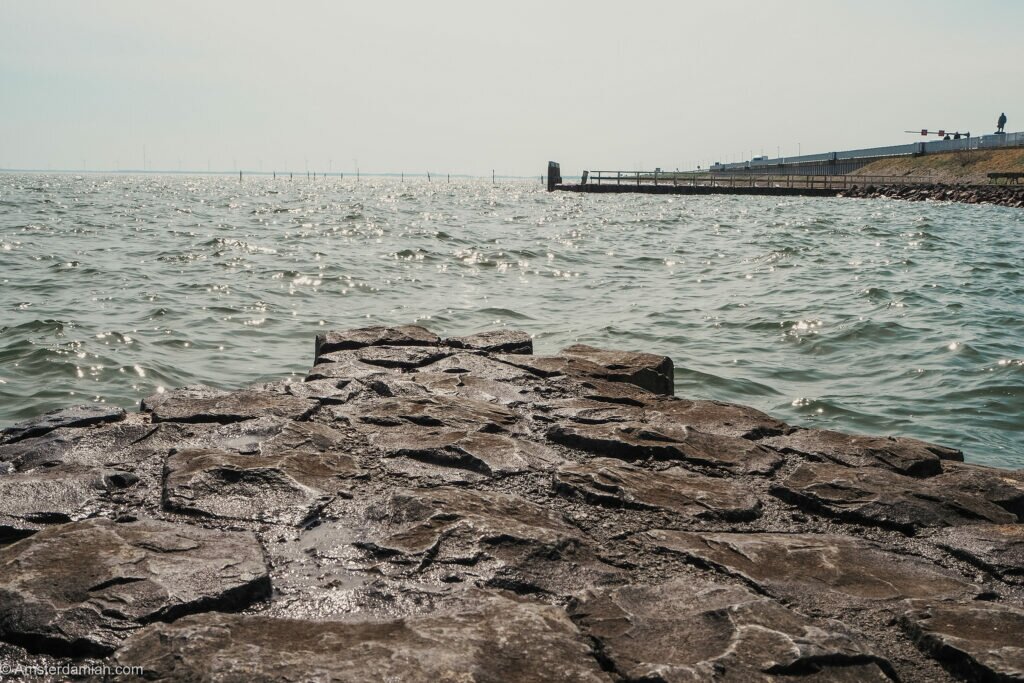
[
  {"left": 0, "top": 404, "right": 126, "bottom": 444},
  {"left": 447, "top": 329, "right": 533, "bottom": 354},
  {"left": 315, "top": 324, "right": 440, "bottom": 360},
  {"left": 772, "top": 462, "right": 1016, "bottom": 534},
  {"left": 330, "top": 487, "right": 617, "bottom": 595},
  {"left": 145, "top": 388, "right": 317, "bottom": 424},
  {"left": 902, "top": 601, "right": 1024, "bottom": 682},
  {"left": 163, "top": 447, "right": 357, "bottom": 525},
  {"left": 0, "top": 518, "right": 270, "bottom": 655},
  {"left": 644, "top": 530, "right": 982, "bottom": 607},
  {"left": 420, "top": 352, "right": 539, "bottom": 382},
  {"left": 647, "top": 398, "right": 790, "bottom": 440},
  {"left": 548, "top": 421, "right": 783, "bottom": 475},
  {"left": 761, "top": 428, "right": 962, "bottom": 477},
  {"left": 0, "top": 464, "right": 139, "bottom": 541},
  {"left": 112, "top": 592, "right": 609, "bottom": 682},
  {"left": 559, "top": 343, "right": 675, "bottom": 396},
  {"left": 331, "top": 395, "right": 519, "bottom": 434},
  {"left": 569, "top": 578, "right": 893, "bottom": 682},
  {"left": 555, "top": 458, "right": 762, "bottom": 521},
  {"left": 318, "top": 345, "right": 452, "bottom": 370},
  {"left": 285, "top": 377, "right": 363, "bottom": 403},
  {"left": 931, "top": 524, "right": 1024, "bottom": 584},
  {"left": 931, "top": 462, "right": 1024, "bottom": 520},
  {"left": 377, "top": 430, "right": 562, "bottom": 477}
]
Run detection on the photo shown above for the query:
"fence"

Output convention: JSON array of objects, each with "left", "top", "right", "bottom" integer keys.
[{"left": 582, "top": 171, "right": 940, "bottom": 190}]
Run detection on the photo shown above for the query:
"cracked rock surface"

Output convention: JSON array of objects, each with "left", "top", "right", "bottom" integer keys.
[{"left": 0, "top": 325, "right": 1020, "bottom": 682}]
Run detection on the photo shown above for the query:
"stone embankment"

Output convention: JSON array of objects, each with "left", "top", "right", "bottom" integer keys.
[
  {"left": 839, "top": 183, "right": 1024, "bottom": 208},
  {"left": 0, "top": 326, "right": 1022, "bottom": 682}
]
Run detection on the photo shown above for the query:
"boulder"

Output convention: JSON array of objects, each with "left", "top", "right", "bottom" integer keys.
[
  {"left": 447, "top": 329, "right": 533, "bottom": 354},
  {"left": 112, "top": 592, "right": 608, "bottom": 682},
  {"left": 0, "top": 518, "right": 270, "bottom": 655},
  {"left": 761, "top": 428, "right": 961, "bottom": 477},
  {"left": 558, "top": 344, "right": 675, "bottom": 396},
  {"left": 0, "top": 404, "right": 126, "bottom": 444},
  {"left": 314, "top": 325, "right": 440, "bottom": 360},
  {"left": 547, "top": 422, "right": 783, "bottom": 475},
  {"left": 772, "top": 462, "right": 1016, "bottom": 534},
  {"left": 643, "top": 530, "right": 982, "bottom": 608},
  {"left": 570, "top": 578, "right": 894, "bottom": 682},
  {"left": 555, "top": 458, "right": 762, "bottom": 521},
  {"left": 902, "top": 601, "right": 1024, "bottom": 682}
]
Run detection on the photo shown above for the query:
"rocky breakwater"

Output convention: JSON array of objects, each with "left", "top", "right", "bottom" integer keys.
[
  {"left": 0, "top": 325, "right": 1022, "bottom": 682},
  {"left": 840, "top": 183, "right": 1024, "bottom": 208}
]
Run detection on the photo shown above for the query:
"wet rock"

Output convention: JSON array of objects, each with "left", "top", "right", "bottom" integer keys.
[
  {"left": 326, "top": 487, "right": 617, "bottom": 595},
  {"left": 285, "top": 377, "right": 363, "bottom": 403},
  {"left": 140, "top": 384, "right": 228, "bottom": 412},
  {"left": 569, "top": 578, "right": 894, "bottom": 682},
  {"left": 112, "top": 592, "right": 609, "bottom": 682},
  {"left": 304, "top": 356, "right": 398, "bottom": 382},
  {"left": 902, "top": 601, "right": 1024, "bottom": 682},
  {"left": 647, "top": 398, "right": 790, "bottom": 440},
  {"left": 314, "top": 325, "right": 440, "bottom": 360},
  {"left": 377, "top": 430, "right": 562, "bottom": 477},
  {"left": 931, "top": 525, "right": 1024, "bottom": 584},
  {"left": 555, "top": 458, "right": 762, "bottom": 521},
  {"left": 761, "top": 428, "right": 961, "bottom": 477},
  {"left": 0, "top": 404, "right": 126, "bottom": 444},
  {"left": 548, "top": 421, "right": 783, "bottom": 475},
  {"left": 320, "top": 345, "right": 451, "bottom": 370},
  {"left": 0, "top": 518, "right": 270, "bottom": 655},
  {"left": 772, "top": 462, "right": 1016, "bottom": 534},
  {"left": 411, "top": 372, "right": 537, "bottom": 406},
  {"left": 421, "top": 352, "right": 538, "bottom": 382},
  {"left": 447, "top": 329, "right": 533, "bottom": 354},
  {"left": 644, "top": 530, "right": 982, "bottom": 607},
  {"left": 559, "top": 343, "right": 675, "bottom": 396},
  {"left": 0, "top": 464, "right": 138, "bottom": 542},
  {"left": 145, "top": 388, "right": 317, "bottom": 424},
  {"left": 931, "top": 462, "right": 1024, "bottom": 520},
  {"left": 330, "top": 395, "right": 519, "bottom": 434},
  {"left": 163, "top": 447, "right": 357, "bottom": 525}
]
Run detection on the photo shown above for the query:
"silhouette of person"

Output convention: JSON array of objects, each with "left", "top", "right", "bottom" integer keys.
[{"left": 997, "top": 112, "right": 1007, "bottom": 133}]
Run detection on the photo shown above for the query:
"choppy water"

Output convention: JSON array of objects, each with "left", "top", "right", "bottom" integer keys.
[{"left": 1, "top": 173, "right": 1022, "bottom": 467}]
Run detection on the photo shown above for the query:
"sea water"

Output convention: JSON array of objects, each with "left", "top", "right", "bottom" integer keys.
[{"left": 1, "top": 173, "right": 1022, "bottom": 467}]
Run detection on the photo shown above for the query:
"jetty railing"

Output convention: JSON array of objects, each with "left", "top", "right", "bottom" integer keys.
[{"left": 581, "top": 171, "right": 942, "bottom": 190}]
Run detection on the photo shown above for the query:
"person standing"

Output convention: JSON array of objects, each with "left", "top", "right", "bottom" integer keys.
[{"left": 997, "top": 112, "right": 1007, "bottom": 133}]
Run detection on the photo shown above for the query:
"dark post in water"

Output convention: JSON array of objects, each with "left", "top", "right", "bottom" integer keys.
[{"left": 546, "top": 162, "right": 562, "bottom": 192}]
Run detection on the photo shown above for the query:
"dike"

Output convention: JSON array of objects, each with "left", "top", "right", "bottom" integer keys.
[{"left": 0, "top": 325, "right": 1022, "bottom": 682}]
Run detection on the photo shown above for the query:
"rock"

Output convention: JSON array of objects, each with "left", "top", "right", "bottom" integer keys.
[
  {"left": 325, "top": 487, "right": 617, "bottom": 596},
  {"left": 421, "top": 352, "right": 538, "bottom": 382},
  {"left": 141, "top": 384, "right": 228, "bottom": 412},
  {"left": 314, "top": 325, "right": 440, "bottom": 360},
  {"left": 447, "top": 329, "right": 533, "bottom": 354},
  {"left": 304, "top": 356, "right": 398, "bottom": 382},
  {"left": 146, "top": 388, "right": 317, "bottom": 424},
  {"left": 0, "top": 464, "right": 138, "bottom": 542},
  {"left": 411, "top": 372, "right": 537, "bottom": 406},
  {"left": 377, "top": 430, "right": 562, "bottom": 477},
  {"left": 547, "top": 422, "right": 783, "bottom": 475},
  {"left": 112, "top": 592, "right": 609, "bottom": 682},
  {"left": 931, "top": 525, "right": 1024, "bottom": 584},
  {"left": 761, "top": 428, "right": 961, "bottom": 477},
  {"left": 320, "top": 345, "right": 451, "bottom": 370},
  {"left": 643, "top": 530, "right": 982, "bottom": 608},
  {"left": 647, "top": 398, "right": 790, "bottom": 440},
  {"left": 559, "top": 344, "right": 675, "bottom": 396},
  {"left": 555, "top": 458, "right": 762, "bottom": 521},
  {"left": 285, "top": 377, "right": 363, "bottom": 403},
  {"left": 163, "top": 447, "right": 357, "bottom": 525},
  {"left": 931, "top": 462, "right": 1024, "bottom": 520},
  {"left": 569, "top": 578, "right": 894, "bottom": 682},
  {"left": 0, "top": 518, "right": 270, "bottom": 655},
  {"left": 0, "top": 404, "right": 126, "bottom": 444},
  {"left": 772, "top": 462, "right": 1016, "bottom": 534},
  {"left": 330, "top": 395, "right": 519, "bottom": 434},
  {"left": 902, "top": 601, "right": 1024, "bottom": 682}
]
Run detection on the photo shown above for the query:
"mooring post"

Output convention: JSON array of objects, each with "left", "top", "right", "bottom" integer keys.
[
  {"left": 546, "top": 162, "right": 561, "bottom": 192},
  {"left": 239, "top": 170, "right": 242, "bottom": 182}
]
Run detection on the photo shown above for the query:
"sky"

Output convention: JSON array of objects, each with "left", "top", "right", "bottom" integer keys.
[{"left": 1, "top": 0, "right": 1021, "bottom": 177}]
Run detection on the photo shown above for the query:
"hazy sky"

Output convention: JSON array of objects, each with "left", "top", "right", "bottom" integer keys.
[{"left": 2, "top": 1, "right": 1021, "bottom": 176}]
